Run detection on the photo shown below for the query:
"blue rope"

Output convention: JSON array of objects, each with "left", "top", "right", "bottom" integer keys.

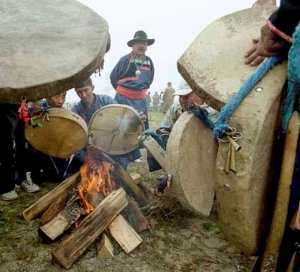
[
  {"left": 191, "top": 55, "right": 283, "bottom": 138},
  {"left": 212, "top": 55, "right": 284, "bottom": 138},
  {"left": 191, "top": 25, "right": 300, "bottom": 137},
  {"left": 282, "top": 25, "right": 300, "bottom": 131},
  {"left": 189, "top": 106, "right": 215, "bottom": 130}
]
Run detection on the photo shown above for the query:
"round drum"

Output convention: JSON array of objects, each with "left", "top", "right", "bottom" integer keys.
[
  {"left": 166, "top": 112, "right": 217, "bottom": 216},
  {"left": 25, "top": 108, "right": 88, "bottom": 158},
  {"left": 0, "top": 0, "right": 109, "bottom": 102},
  {"left": 89, "top": 104, "right": 144, "bottom": 155}
]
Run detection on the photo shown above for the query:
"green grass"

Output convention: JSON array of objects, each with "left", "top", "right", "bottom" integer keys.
[
  {"left": 0, "top": 110, "right": 254, "bottom": 272},
  {"left": 148, "top": 111, "right": 164, "bottom": 129}
]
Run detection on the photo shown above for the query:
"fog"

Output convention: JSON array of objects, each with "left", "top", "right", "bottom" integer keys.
[{"left": 66, "top": 0, "right": 275, "bottom": 102}]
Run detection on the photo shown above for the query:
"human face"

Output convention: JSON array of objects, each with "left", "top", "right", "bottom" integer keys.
[
  {"left": 75, "top": 85, "right": 94, "bottom": 106},
  {"left": 132, "top": 41, "right": 148, "bottom": 56},
  {"left": 179, "top": 92, "right": 203, "bottom": 111},
  {"left": 47, "top": 93, "right": 66, "bottom": 108}
]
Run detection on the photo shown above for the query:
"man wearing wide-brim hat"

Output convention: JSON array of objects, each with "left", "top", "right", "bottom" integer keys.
[{"left": 110, "top": 30, "right": 155, "bottom": 130}]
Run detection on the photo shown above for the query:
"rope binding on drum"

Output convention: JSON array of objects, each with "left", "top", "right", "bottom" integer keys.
[
  {"left": 189, "top": 54, "right": 286, "bottom": 174},
  {"left": 191, "top": 23, "right": 300, "bottom": 173}
]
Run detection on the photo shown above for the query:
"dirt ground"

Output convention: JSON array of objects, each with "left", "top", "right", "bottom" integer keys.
[{"left": 0, "top": 111, "right": 255, "bottom": 272}]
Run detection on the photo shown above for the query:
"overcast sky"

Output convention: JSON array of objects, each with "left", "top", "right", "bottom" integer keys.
[{"left": 66, "top": 0, "right": 272, "bottom": 102}]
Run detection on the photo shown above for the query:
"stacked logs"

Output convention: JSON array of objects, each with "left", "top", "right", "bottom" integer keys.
[{"left": 23, "top": 154, "right": 150, "bottom": 269}]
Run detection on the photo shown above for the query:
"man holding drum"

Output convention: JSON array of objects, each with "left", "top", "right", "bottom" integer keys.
[
  {"left": 73, "top": 77, "right": 147, "bottom": 169},
  {"left": 72, "top": 77, "right": 114, "bottom": 124}
]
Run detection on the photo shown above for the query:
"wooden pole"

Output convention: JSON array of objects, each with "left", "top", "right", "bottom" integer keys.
[{"left": 261, "top": 112, "right": 300, "bottom": 269}]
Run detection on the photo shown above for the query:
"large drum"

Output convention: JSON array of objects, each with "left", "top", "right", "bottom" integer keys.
[
  {"left": 25, "top": 108, "right": 88, "bottom": 159},
  {"left": 88, "top": 105, "right": 144, "bottom": 155},
  {"left": 0, "top": 0, "right": 109, "bottom": 102},
  {"left": 166, "top": 112, "right": 217, "bottom": 216},
  {"left": 178, "top": 1, "right": 287, "bottom": 254}
]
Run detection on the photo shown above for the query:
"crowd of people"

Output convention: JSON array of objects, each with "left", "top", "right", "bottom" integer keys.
[
  {"left": 0, "top": 30, "right": 157, "bottom": 201},
  {"left": 146, "top": 82, "right": 176, "bottom": 113},
  {"left": 0, "top": 29, "right": 206, "bottom": 202}
]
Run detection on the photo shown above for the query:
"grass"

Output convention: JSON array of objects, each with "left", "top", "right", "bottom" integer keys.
[
  {"left": 148, "top": 111, "right": 164, "bottom": 129},
  {"left": 0, "top": 110, "right": 255, "bottom": 272}
]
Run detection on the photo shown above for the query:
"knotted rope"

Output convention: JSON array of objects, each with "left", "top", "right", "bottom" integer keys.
[
  {"left": 189, "top": 56, "right": 284, "bottom": 139},
  {"left": 212, "top": 55, "right": 284, "bottom": 139},
  {"left": 194, "top": 25, "right": 300, "bottom": 138}
]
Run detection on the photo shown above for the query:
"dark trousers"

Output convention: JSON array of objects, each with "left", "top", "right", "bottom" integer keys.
[
  {"left": 18, "top": 144, "right": 80, "bottom": 183},
  {"left": 0, "top": 104, "right": 18, "bottom": 194},
  {"left": 15, "top": 121, "right": 29, "bottom": 183}
]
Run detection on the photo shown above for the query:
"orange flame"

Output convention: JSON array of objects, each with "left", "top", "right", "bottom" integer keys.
[{"left": 78, "top": 160, "right": 115, "bottom": 214}]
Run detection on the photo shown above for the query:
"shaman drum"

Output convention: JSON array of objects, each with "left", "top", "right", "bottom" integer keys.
[
  {"left": 177, "top": 1, "right": 287, "bottom": 254},
  {"left": 166, "top": 112, "right": 217, "bottom": 216},
  {"left": 88, "top": 104, "right": 144, "bottom": 155},
  {"left": 0, "top": 0, "right": 109, "bottom": 102},
  {"left": 25, "top": 108, "right": 88, "bottom": 159}
]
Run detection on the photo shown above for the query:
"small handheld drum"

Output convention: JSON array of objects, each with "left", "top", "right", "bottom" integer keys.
[
  {"left": 25, "top": 108, "right": 88, "bottom": 158},
  {"left": 88, "top": 104, "right": 144, "bottom": 155},
  {"left": 0, "top": 0, "right": 109, "bottom": 102}
]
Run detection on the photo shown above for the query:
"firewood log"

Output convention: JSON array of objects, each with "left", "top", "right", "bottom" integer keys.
[
  {"left": 23, "top": 172, "right": 80, "bottom": 221},
  {"left": 121, "top": 197, "right": 150, "bottom": 233},
  {"left": 41, "top": 191, "right": 68, "bottom": 225},
  {"left": 96, "top": 233, "right": 114, "bottom": 258},
  {"left": 101, "top": 152, "right": 149, "bottom": 207},
  {"left": 52, "top": 188, "right": 128, "bottom": 269},
  {"left": 108, "top": 214, "right": 142, "bottom": 254},
  {"left": 39, "top": 194, "right": 84, "bottom": 241}
]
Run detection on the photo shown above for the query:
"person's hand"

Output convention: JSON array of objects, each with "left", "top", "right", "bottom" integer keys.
[
  {"left": 190, "top": 93, "right": 203, "bottom": 107},
  {"left": 244, "top": 24, "right": 285, "bottom": 66},
  {"left": 156, "top": 127, "right": 170, "bottom": 136}
]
